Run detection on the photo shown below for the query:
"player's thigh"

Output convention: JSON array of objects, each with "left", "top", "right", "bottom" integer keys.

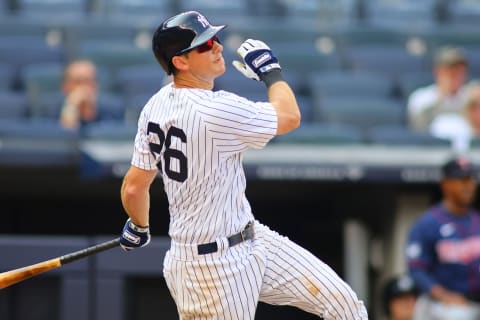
[
  {"left": 259, "top": 238, "right": 367, "bottom": 319},
  {"left": 164, "top": 247, "right": 264, "bottom": 320}
]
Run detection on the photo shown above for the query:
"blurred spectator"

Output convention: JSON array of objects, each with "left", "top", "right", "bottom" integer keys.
[
  {"left": 406, "top": 156, "right": 480, "bottom": 319},
  {"left": 429, "top": 81, "right": 480, "bottom": 153},
  {"left": 383, "top": 274, "right": 418, "bottom": 320},
  {"left": 463, "top": 81, "right": 480, "bottom": 137},
  {"left": 59, "top": 59, "right": 99, "bottom": 129},
  {"left": 407, "top": 46, "right": 469, "bottom": 131}
]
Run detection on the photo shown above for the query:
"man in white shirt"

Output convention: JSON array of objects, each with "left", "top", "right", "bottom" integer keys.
[{"left": 407, "top": 46, "right": 469, "bottom": 131}]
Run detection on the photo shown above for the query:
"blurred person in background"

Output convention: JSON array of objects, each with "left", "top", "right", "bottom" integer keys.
[
  {"left": 406, "top": 156, "right": 480, "bottom": 320},
  {"left": 407, "top": 46, "right": 469, "bottom": 132},
  {"left": 463, "top": 81, "right": 480, "bottom": 137},
  {"left": 429, "top": 80, "right": 480, "bottom": 153},
  {"left": 382, "top": 274, "right": 418, "bottom": 320},
  {"left": 59, "top": 59, "right": 99, "bottom": 129}
]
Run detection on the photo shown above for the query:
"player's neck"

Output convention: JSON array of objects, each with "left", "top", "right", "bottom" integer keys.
[
  {"left": 173, "top": 73, "right": 214, "bottom": 90},
  {"left": 443, "top": 199, "right": 470, "bottom": 216}
]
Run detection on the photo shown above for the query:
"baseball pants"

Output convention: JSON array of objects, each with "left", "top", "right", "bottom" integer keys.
[{"left": 163, "top": 221, "right": 368, "bottom": 320}]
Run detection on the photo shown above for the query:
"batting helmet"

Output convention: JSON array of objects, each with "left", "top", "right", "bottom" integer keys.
[
  {"left": 152, "top": 11, "right": 227, "bottom": 75},
  {"left": 383, "top": 275, "right": 418, "bottom": 316}
]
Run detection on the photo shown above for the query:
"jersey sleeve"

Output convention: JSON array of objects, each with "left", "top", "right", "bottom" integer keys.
[
  {"left": 195, "top": 92, "right": 278, "bottom": 155},
  {"left": 406, "top": 214, "right": 438, "bottom": 293},
  {"left": 131, "top": 107, "right": 158, "bottom": 171}
]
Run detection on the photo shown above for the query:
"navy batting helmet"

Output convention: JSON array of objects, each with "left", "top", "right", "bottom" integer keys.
[
  {"left": 152, "top": 11, "right": 226, "bottom": 75},
  {"left": 383, "top": 275, "right": 418, "bottom": 316}
]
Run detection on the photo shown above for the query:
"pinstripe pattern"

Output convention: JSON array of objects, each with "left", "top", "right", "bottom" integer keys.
[
  {"left": 163, "top": 222, "right": 368, "bottom": 319},
  {"left": 132, "top": 84, "right": 276, "bottom": 244},
  {"left": 132, "top": 83, "right": 368, "bottom": 319}
]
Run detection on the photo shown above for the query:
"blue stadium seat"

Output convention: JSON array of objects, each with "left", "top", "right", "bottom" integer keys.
[
  {"left": 178, "top": 0, "right": 248, "bottom": 21},
  {"left": 344, "top": 44, "right": 429, "bottom": 78},
  {"left": 397, "top": 71, "right": 434, "bottom": 100},
  {"left": 124, "top": 93, "right": 151, "bottom": 125},
  {"left": 62, "top": 21, "right": 142, "bottom": 61},
  {"left": 81, "top": 121, "right": 137, "bottom": 141},
  {"left": 0, "top": 36, "right": 64, "bottom": 90},
  {"left": 317, "top": 97, "right": 406, "bottom": 130},
  {"left": 15, "top": 0, "right": 87, "bottom": 18},
  {"left": 308, "top": 70, "right": 395, "bottom": 101},
  {"left": 367, "top": 125, "right": 451, "bottom": 146},
  {"left": 0, "top": 92, "right": 29, "bottom": 119},
  {"left": 272, "top": 40, "right": 342, "bottom": 74},
  {"left": 367, "top": 0, "right": 436, "bottom": 28},
  {"left": 0, "top": 63, "right": 14, "bottom": 91},
  {"left": 92, "top": 0, "right": 175, "bottom": 20},
  {"left": 116, "top": 64, "right": 165, "bottom": 97},
  {"left": 21, "top": 63, "right": 63, "bottom": 113},
  {"left": 273, "top": 122, "right": 364, "bottom": 144},
  {"left": 80, "top": 42, "right": 156, "bottom": 80},
  {"left": 0, "top": 118, "right": 80, "bottom": 166}
]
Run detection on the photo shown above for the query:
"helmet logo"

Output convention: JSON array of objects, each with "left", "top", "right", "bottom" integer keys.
[{"left": 197, "top": 14, "right": 209, "bottom": 28}]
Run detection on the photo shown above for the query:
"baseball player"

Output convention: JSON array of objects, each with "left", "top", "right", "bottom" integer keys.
[
  {"left": 406, "top": 156, "right": 480, "bottom": 320},
  {"left": 118, "top": 10, "right": 368, "bottom": 320}
]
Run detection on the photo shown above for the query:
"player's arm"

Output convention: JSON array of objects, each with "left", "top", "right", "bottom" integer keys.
[
  {"left": 121, "top": 165, "right": 157, "bottom": 226},
  {"left": 119, "top": 165, "right": 158, "bottom": 251},
  {"left": 233, "top": 39, "right": 300, "bottom": 135},
  {"left": 267, "top": 80, "right": 300, "bottom": 135}
]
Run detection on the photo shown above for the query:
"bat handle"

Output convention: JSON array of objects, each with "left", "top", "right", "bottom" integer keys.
[{"left": 60, "top": 238, "right": 121, "bottom": 265}]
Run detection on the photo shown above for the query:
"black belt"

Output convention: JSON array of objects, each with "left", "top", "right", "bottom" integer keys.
[{"left": 197, "top": 222, "right": 254, "bottom": 255}]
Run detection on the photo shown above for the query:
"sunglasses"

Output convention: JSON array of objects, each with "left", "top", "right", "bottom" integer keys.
[{"left": 183, "top": 36, "right": 220, "bottom": 54}]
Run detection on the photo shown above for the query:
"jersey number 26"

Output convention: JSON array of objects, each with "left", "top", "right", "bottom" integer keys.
[{"left": 147, "top": 122, "right": 188, "bottom": 183}]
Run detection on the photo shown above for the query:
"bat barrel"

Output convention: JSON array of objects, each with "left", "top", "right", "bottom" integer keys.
[{"left": 0, "top": 238, "right": 121, "bottom": 290}]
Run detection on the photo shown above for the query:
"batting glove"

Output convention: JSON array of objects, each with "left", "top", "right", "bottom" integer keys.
[
  {"left": 120, "top": 218, "right": 151, "bottom": 251},
  {"left": 232, "top": 39, "right": 282, "bottom": 85}
]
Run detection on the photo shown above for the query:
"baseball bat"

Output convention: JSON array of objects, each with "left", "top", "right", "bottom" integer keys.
[{"left": 0, "top": 238, "right": 120, "bottom": 289}]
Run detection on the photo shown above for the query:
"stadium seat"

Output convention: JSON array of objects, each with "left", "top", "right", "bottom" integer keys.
[
  {"left": 116, "top": 64, "right": 165, "bottom": 98},
  {"left": 81, "top": 42, "right": 156, "bottom": 80},
  {"left": 273, "top": 122, "right": 364, "bottom": 145},
  {"left": 367, "top": 125, "right": 451, "bottom": 146},
  {"left": 0, "top": 36, "right": 64, "bottom": 90},
  {"left": 124, "top": 93, "right": 151, "bottom": 125},
  {"left": 81, "top": 121, "right": 137, "bottom": 141},
  {"left": 366, "top": 0, "right": 436, "bottom": 28},
  {"left": 397, "top": 71, "right": 434, "bottom": 100},
  {"left": 62, "top": 21, "right": 142, "bottom": 61},
  {"left": 178, "top": 0, "right": 248, "bottom": 21},
  {"left": 308, "top": 70, "right": 396, "bottom": 101},
  {"left": 0, "top": 118, "right": 80, "bottom": 166},
  {"left": 21, "top": 63, "right": 63, "bottom": 112},
  {"left": 0, "top": 92, "right": 29, "bottom": 119},
  {"left": 0, "top": 63, "right": 14, "bottom": 91},
  {"left": 272, "top": 40, "right": 342, "bottom": 75},
  {"left": 317, "top": 97, "right": 406, "bottom": 130},
  {"left": 91, "top": 0, "right": 175, "bottom": 20},
  {"left": 15, "top": 0, "right": 87, "bottom": 18},
  {"left": 344, "top": 44, "right": 429, "bottom": 78}
]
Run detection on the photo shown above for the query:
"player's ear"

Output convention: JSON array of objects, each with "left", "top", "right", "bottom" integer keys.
[{"left": 171, "top": 55, "right": 189, "bottom": 73}]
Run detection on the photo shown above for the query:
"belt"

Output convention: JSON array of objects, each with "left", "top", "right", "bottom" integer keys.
[{"left": 197, "top": 222, "right": 254, "bottom": 255}]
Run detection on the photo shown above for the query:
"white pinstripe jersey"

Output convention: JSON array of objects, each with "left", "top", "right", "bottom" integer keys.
[{"left": 131, "top": 83, "right": 277, "bottom": 244}]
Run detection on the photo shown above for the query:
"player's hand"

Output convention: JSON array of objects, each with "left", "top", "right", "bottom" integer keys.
[
  {"left": 232, "top": 39, "right": 281, "bottom": 81},
  {"left": 120, "top": 218, "right": 151, "bottom": 251}
]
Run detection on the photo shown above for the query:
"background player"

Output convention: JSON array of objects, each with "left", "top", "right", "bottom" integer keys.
[
  {"left": 406, "top": 156, "right": 480, "bottom": 319},
  {"left": 118, "top": 10, "right": 368, "bottom": 319}
]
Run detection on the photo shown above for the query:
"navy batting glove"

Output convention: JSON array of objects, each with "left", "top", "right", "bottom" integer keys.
[
  {"left": 120, "top": 218, "right": 151, "bottom": 251},
  {"left": 232, "top": 39, "right": 281, "bottom": 82}
]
